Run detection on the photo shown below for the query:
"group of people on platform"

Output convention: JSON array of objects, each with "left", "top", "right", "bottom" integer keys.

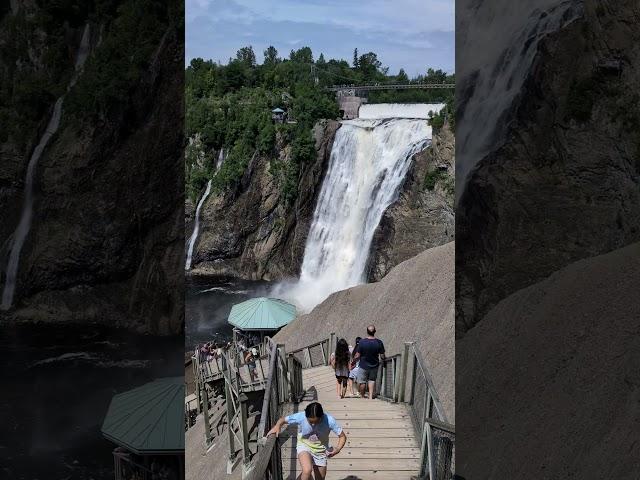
[
  {"left": 266, "top": 325, "right": 385, "bottom": 480},
  {"left": 197, "top": 341, "right": 226, "bottom": 362}
]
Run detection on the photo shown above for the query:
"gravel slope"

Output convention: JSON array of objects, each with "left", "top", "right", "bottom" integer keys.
[{"left": 457, "top": 241, "right": 640, "bottom": 478}]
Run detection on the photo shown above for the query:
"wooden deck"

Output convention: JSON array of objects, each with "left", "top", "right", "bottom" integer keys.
[{"left": 280, "top": 366, "right": 421, "bottom": 480}]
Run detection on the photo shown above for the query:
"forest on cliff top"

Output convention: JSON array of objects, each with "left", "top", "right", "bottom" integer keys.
[{"left": 185, "top": 45, "right": 455, "bottom": 202}]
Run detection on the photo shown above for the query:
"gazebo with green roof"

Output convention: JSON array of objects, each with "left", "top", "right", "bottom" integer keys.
[
  {"left": 228, "top": 297, "right": 296, "bottom": 333},
  {"left": 102, "top": 377, "right": 184, "bottom": 479}
]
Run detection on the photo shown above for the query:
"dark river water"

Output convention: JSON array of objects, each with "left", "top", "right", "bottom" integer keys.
[
  {"left": 0, "top": 323, "right": 183, "bottom": 480},
  {"left": 185, "top": 275, "right": 273, "bottom": 352}
]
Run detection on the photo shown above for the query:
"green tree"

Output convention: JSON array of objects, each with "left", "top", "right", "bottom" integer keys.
[
  {"left": 425, "top": 68, "right": 447, "bottom": 84},
  {"left": 396, "top": 68, "right": 409, "bottom": 84},
  {"left": 263, "top": 46, "right": 278, "bottom": 65},
  {"left": 358, "top": 52, "right": 384, "bottom": 81},
  {"left": 353, "top": 48, "right": 359, "bottom": 68},
  {"left": 236, "top": 46, "right": 256, "bottom": 67},
  {"left": 289, "top": 46, "right": 313, "bottom": 64}
]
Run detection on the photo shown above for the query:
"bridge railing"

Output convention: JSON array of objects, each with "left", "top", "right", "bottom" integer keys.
[{"left": 327, "top": 83, "right": 455, "bottom": 92}]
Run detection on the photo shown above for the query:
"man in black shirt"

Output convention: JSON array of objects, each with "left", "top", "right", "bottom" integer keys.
[{"left": 352, "top": 325, "right": 385, "bottom": 400}]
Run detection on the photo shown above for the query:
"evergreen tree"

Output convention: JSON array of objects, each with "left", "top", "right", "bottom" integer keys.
[{"left": 353, "top": 48, "right": 359, "bottom": 68}]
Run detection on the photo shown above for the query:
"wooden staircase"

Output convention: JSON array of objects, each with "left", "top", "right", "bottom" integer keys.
[{"left": 279, "top": 366, "right": 421, "bottom": 480}]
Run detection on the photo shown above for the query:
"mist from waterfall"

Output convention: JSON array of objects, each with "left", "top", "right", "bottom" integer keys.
[
  {"left": 277, "top": 106, "right": 440, "bottom": 312},
  {"left": 1, "top": 24, "right": 91, "bottom": 311}
]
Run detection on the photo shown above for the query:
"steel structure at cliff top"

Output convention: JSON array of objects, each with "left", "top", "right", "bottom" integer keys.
[{"left": 327, "top": 83, "right": 455, "bottom": 92}]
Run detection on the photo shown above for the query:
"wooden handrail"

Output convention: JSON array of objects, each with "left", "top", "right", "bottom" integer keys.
[
  {"left": 244, "top": 435, "right": 277, "bottom": 480},
  {"left": 257, "top": 338, "right": 279, "bottom": 438},
  {"left": 287, "top": 338, "right": 329, "bottom": 355}
]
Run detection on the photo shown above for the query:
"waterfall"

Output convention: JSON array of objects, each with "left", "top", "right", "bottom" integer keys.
[
  {"left": 185, "top": 180, "right": 212, "bottom": 271},
  {"left": 359, "top": 103, "right": 445, "bottom": 120},
  {"left": 185, "top": 147, "right": 225, "bottom": 271},
  {"left": 1, "top": 24, "right": 91, "bottom": 311},
  {"left": 278, "top": 105, "right": 441, "bottom": 311},
  {"left": 216, "top": 148, "right": 225, "bottom": 171},
  {"left": 456, "top": 0, "right": 581, "bottom": 196}
]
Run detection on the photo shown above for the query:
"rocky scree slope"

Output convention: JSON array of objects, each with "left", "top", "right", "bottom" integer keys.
[{"left": 457, "top": 241, "right": 640, "bottom": 478}]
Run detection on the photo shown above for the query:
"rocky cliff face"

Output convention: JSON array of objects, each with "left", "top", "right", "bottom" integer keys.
[
  {"left": 368, "top": 122, "right": 455, "bottom": 281},
  {"left": 457, "top": 0, "right": 640, "bottom": 335},
  {"left": 189, "top": 120, "right": 339, "bottom": 280},
  {"left": 0, "top": 3, "right": 184, "bottom": 334}
]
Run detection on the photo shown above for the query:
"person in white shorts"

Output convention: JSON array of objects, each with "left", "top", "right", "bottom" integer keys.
[
  {"left": 267, "top": 402, "right": 347, "bottom": 479},
  {"left": 348, "top": 336, "right": 363, "bottom": 397}
]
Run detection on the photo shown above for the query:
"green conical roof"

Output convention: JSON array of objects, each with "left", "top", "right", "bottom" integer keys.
[
  {"left": 228, "top": 297, "right": 296, "bottom": 331},
  {"left": 101, "top": 377, "right": 184, "bottom": 454}
]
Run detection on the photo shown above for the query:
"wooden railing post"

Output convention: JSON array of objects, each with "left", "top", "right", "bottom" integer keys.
[
  {"left": 399, "top": 342, "right": 411, "bottom": 403},
  {"left": 329, "top": 332, "right": 336, "bottom": 360},
  {"left": 303, "top": 347, "right": 312, "bottom": 369},
  {"left": 201, "top": 383, "right": 212, "bottom": 446},
  {"left": 225, "top": 380, "right": 237, "bottom": 473},
  {"left": 239, "top": 393, "right": 252, "bottom": 473},
  {"left": 279, "top": 345, "right": 288, "bottom": 403}
]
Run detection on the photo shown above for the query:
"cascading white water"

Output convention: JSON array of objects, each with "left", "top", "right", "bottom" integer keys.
[
  {"left": 1, "top": 24, "right": 91, "bottom": 311},
  {"left": 216, "top": 148, "right": 225, "bottom": 171},
  {"left": 278, "top": 104, "right": 442, "bottom": 311},
  {"left": 185, "top": 179, "right": 212, "bottom": 271},
  {"left": 185, "top": 148, "right": 225, "bottom": 271},
  {"left": 456, "top": 0, "right": 581, "bottom": 197},
  {"left": 359, "top": 103, "right": 445, "bottom": 120}
]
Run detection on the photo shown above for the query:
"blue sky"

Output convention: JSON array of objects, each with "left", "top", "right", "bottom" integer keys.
[{"left": 186, "top": 0, "right": 454, "bottom": 76}]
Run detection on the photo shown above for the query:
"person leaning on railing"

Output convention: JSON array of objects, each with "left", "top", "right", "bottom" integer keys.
[{"left": 267, "top": 402, "right": 347, "bottom": 480}]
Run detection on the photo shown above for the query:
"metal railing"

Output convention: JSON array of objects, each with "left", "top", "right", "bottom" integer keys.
[{"left": 327, "top": 83, "right": 455, "bottom": 92}]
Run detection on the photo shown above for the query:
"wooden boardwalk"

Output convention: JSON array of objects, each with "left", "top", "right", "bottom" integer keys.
[{"left": 279, "top": 366, "right": 421, "bottom": 480}]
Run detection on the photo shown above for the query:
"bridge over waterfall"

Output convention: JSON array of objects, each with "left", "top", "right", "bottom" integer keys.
[
  {"left": 328, "top": 83, "right": 455, "bottom": 96},
  {"left": 187, "top": 334, "right": 455, "bottom": 480}
]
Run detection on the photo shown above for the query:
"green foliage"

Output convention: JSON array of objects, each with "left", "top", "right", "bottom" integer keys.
[
  {"left": 423, "top": 168, "right": 447, "bottom": 191},
  {"left": 185, "top": 44, "right": 455, "bottom": 201},
  {"left": 65, "top": 0, "right": 171, "bottom": 119},
  {"left": 428, "top": 96, "right": 455, "bottom": 131}
]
